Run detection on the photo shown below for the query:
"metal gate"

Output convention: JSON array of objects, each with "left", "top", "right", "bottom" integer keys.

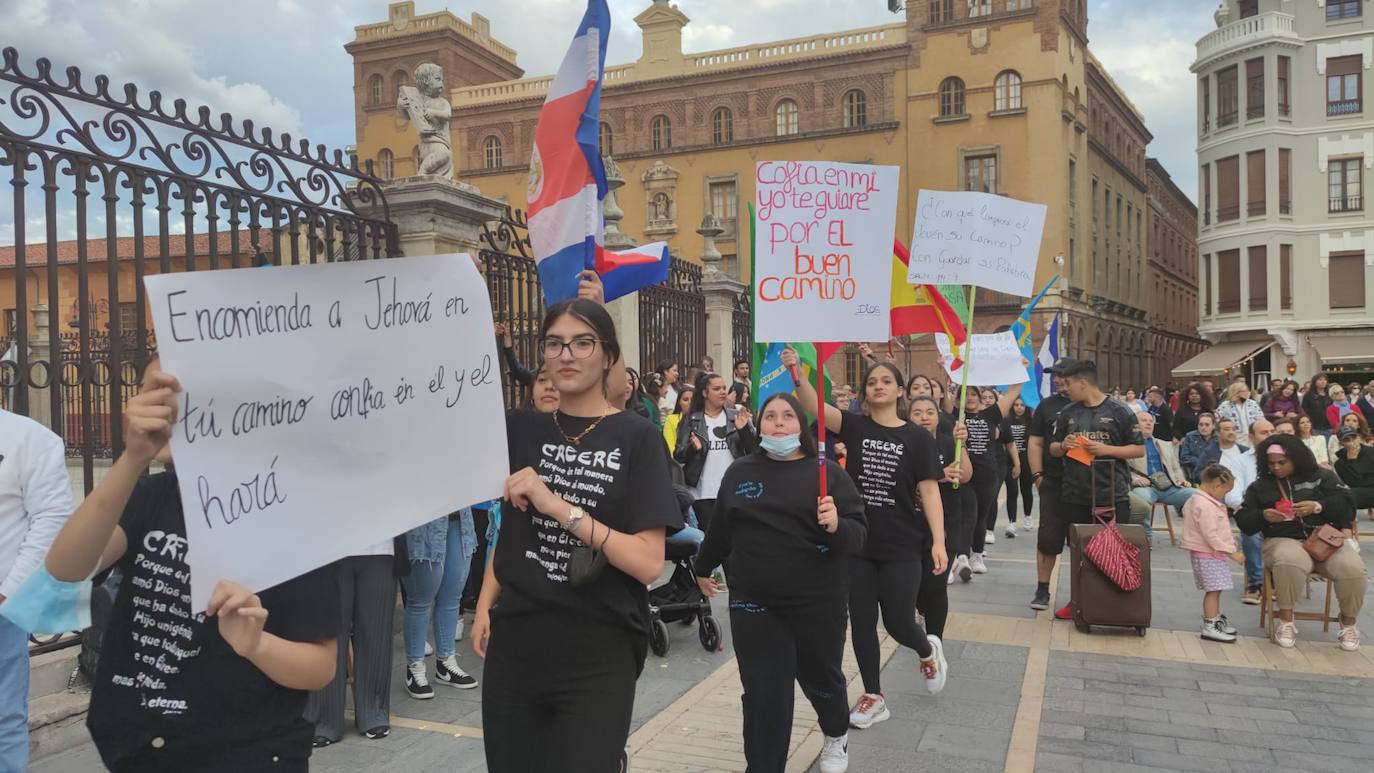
[
  {"left": 639, "top": 258, "right": 704, "bottom": 374},
  {"left": 476, "top": 206, "right": 543, "bottom": 408},
  {"left": 1, "top": 47, "right": 398, "bottom": 493}
]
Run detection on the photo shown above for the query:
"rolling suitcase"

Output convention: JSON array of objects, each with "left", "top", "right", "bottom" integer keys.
[{"left": 1068, "top": 460, "right": 1151, "bottom": 635}]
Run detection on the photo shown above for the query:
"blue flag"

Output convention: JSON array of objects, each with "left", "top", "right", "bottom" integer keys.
[
  {"left": 1002, "top": 275, "right": 1058, "bottom": 409},
  {"left": 1030, "top": 314, "right": 1061, "bottom": 409}
]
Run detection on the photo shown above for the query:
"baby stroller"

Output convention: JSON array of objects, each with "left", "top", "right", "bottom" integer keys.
[{"left": 647, "top": 485, "right": 722, "bottom": 657}]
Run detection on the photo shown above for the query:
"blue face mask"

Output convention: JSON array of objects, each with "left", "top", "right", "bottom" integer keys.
[
  {"left": 0, "top": 565, "right": 92, "bottom": 635},
  {"left": 759, "top": 433, "right": 802, "bottom": 458}
]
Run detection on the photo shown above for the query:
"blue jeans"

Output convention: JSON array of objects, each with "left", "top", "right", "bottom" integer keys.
[
  {"left": 402, "top": 516, "right": 475, "bottom": 663},
  {"left": 1131, "top": 485, "right": 1199, "bottom": 542},
  {"left": 1241, "top": 532, "right": 1263, "bottom": 589},
  {"left": 0, "top": 615, "right": 28, "bottom": 771},
  {"left": 666, "top": 526, "right": 705, "bottom": 550}
]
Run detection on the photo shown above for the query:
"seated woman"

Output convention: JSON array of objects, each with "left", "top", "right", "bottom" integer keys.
[
  {"left": 1235, "top": 433, "right": 1364, "bottom": 652},
  {"left": 1334, "top": 427, "right": 1374, "bottom": 509}
]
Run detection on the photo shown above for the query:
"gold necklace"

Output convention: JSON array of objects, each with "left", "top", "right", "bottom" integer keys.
[{"left": 554, "top": 406, "right": 610, "bottom": 445}]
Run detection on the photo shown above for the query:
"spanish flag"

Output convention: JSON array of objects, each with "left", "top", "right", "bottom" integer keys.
[{"left": 891, "top": 240, "right": 968, "bottom": 356}]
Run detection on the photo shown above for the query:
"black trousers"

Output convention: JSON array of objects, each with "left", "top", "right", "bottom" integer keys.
[
  {"left": 482, "top": 614, "right": 639, "bottom": 773},
  {"left": 952, "top": 485, "right": 978, "bottom": 558},
  {"left": 970, "top": 462, "right": 1001, "bottom": 554},
  {"left": 916, "top": 549, "right": 952, "bottom": 639},
  {"left": 1006, "top": 450, "right": 1034, "bottom": 519},
  {"left": 731, "top": 598, "right": 849, "bottom": 772},
  {"left": 849, "top": 557, "right": 932, "bottom": 695},
  {"left": 1350, "top": 486, "right": 1374, "bottom": 509},
  {"left": 693, "top": 498, "right": 718, "bottom": 534},
  {"left": 461, "top": 506, "right": 491, "bottom": 612},
  {"left": 304, "top": 556, "right": 396, "bottom": 741}
]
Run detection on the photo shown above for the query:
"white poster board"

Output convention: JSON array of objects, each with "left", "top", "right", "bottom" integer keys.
[
  {"left": 935, "top": 332, "right": 1028, "bottom": 386},
  {"left": 145, "top": 254, "right": 508, "bottom": 609},
  {"left": 907, "top": 190, "right": 1047, "bottom": 297},
  {"left": 753, "top": 161, "right": 900, "bottom": 342}
]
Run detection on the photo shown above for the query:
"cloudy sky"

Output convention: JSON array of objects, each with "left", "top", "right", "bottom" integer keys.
[{"left": 5, "top": 0, "right": 1211, "bottom": 201}]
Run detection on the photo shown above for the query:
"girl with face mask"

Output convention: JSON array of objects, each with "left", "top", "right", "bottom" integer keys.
[{"left": 693, "top": 392, "right": 867, "bottom": 773}]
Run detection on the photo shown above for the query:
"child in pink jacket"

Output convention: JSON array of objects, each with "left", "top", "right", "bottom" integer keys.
[{"left": 1181, "top": 464, "right": 1245, "bottom": 642}]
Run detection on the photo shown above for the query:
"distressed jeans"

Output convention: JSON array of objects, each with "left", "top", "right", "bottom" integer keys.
[{"left": 402, "top": 514, "right": 476, "bottom": 663}]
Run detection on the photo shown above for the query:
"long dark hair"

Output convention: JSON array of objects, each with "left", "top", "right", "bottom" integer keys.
[
  {"left": 1307, "top": 372, "right": 1329, "bottom": 396},
  {"left": 539, "top": 299, "right": 621, "bottom": 393},
  {"left": 672, "top": 385, "right": 696, "bottom": 416},
  {"left": 687, "top": 372, "right": 725, "bottom": 415},
  {"left": 1254, "top": 433, "right": 1319, "bottom": 481},
  {"left": 1183, "top": 382, "right": 1215, "bottom": 412},
  {"left": 756, "top": 392, "right": 818, "bottom": 458},
  {"left": 625, "top": 367, "right": 650, "bottom": 416},
  {"left": 1008, "top": 396, "right": 1030, "bottom": 426},
  {"left": 859, "top": 360, "right": 906, "bottom": 412}
]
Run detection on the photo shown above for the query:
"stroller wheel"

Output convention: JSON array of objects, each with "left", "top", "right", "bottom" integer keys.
[
  {"left": 650, "top": 619, "right": 670, "bottom": 657},
  {"left": 679, "top": 613, "right": 696, "bottom": 626},
  {"left": 699, "top": 615, "right": 722, "bottom": 652}
]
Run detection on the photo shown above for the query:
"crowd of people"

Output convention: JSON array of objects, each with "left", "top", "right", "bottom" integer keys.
[{"left": 0, "top": 275, "right": 1369, "bottom": 772}]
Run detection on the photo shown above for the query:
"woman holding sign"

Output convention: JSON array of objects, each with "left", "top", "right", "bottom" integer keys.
[
  {"left": 470, "top": 299, "right": 682, "bottom": 773},
  {"left": 783, "top": 349, "right": 949, "bottom": 731}
]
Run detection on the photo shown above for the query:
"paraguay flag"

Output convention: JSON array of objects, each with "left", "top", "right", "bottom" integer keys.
[{"left": 528, "top": 0, "right": 669, "bottom": 305}]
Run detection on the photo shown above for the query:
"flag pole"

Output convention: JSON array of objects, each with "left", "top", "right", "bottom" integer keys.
[
  {"left": 748, "top": 203, "right": 762, "bottom": 411},
  {"left": 816, "top": 352, "right": 828, "bottom": 501},
  {"left": 951, "top": 287, "right": 978, "bottom": 490}
]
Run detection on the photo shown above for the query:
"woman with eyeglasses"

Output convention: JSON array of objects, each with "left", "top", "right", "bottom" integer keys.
[
  {"left": 471, "top": 299, "right": 682, "bottom": 773},
  {"left": 675, "top": 371, "right": 757, "bottom": 534}
]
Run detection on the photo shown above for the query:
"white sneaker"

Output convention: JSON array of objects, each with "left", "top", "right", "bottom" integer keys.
[
  {"left": 1005, "top": 524, "right": 1018, "bottom": 539},
  {"left": 424, "top": 640, "right": 433, "bottom": 656},
  {"left": 455, "top": 618, "right": 464, "bottom": 642},
  {"left": 819, "top": 733, "right": 850, "bottom": 773},
  {"left": 922, "top": 635, "right": 948, "bottom": 694},
  {"left": 1201, "top": 617, "right": 1237, "bottom": 643},
  {"left": 848, "top": 693, "right": 889, "bottom": 729},
  {"left": 947, "top": 565, "right": 957, "bottom": 585},
  {"left": 1273, "top": 620, "right": 1298, "bottom": 649},
  {"left": 969, "top": 553, "right": 989, "bottom": 574},
  {"left": 956, "top": 554, "right": 973, "bottom": 583},
  {"left": 985, "top": 530, "right": 996, "bottom": 545},
  {"left": 1338, "top": 625, "right": 1361, "bottom": 652},
  {"left": 1024, "top": 516, "right": 1037, "bottom": 531}
]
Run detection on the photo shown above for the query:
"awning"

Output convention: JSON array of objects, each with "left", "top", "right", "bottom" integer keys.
[
  {"left": 1310, "top": 334, "right": 1374, "bottom": 366},
  {"left": 1171, "top": 340, "right": 1270, "bottom": 378}
]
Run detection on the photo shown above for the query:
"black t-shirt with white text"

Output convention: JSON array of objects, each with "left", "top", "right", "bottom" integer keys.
[
  {"left": 1030, "top": 393, "right": 1073, "bottom": 479},
  {"left": 1001, "top": 420, "right": 1029, "bottom": 454},
  {"left": 88, "top": 471, "right": 340, "bottom": 769},
  {"left": 1052, "top": 398, "right": 1144, "bottom": 505},
  {"left": 963, "top": 405, "right": 1003, "bottom": 469},
  {"left": 837, "top": 414, "right": 942, "bottom": 561},
  {"left": 496, "top": 410, "right": 681, "bottom": 652}
]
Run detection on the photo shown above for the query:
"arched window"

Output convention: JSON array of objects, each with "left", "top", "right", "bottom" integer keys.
[
  {"left": 484, "top": 136, "right": 503, "bottom": 169},
  {"left": 995, "top": 70, "right": 1022, "bottom": 111},
  {"left": 378, "top": 149, "right": 394, "bottom": 180},
  {"left": 712, "top": 107, "right": 733, "bottom": 144},
  {"left": 368, "top": 75, "right": 384, "bottom": 106},
  {"left": 599, "top": 122, "right": 614, "bottom": 156},
  {"left": 843, "top": 90, "right": 867, "bottom": 128},
  {"left": 651, "top": 115, "right": 671, "bottom": 151},
  {"left": 775, "top": 99, "right": 799, "bottom": 136},
  {"left": 939, "top": 77, "right": 965, "bottom": 117},
  {"left": 392, "top": 71, "right": 409, "bottom": 102}
]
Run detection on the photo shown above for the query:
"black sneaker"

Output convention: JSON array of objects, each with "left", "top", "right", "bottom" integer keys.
[
  {"left": 312, "top": 736, "right": 335, "bottom": 748},
  {"left": 364, "top": 726, "right": 390, "bottom": 740},
  {"left": 406, "top": 660, "right": 434, "bottom": 699},
  {"left": 1030, "top": 587, "right": 1051, "bottom": 611},
  {"left": 435, "top": 654, "right": 479, "bottom": 689}
]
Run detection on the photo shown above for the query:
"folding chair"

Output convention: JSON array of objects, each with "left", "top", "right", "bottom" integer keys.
[
  {"left": 1148, "top": 501, "right": 1177, "bottom": 546},
  {"left": 1258, "top": 566, "right": 1338, "bottom": 635}
]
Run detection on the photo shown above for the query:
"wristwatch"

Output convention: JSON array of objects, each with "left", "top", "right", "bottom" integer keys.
[{"left": 564, "top": 505, "right": 588, "bottom": 533}]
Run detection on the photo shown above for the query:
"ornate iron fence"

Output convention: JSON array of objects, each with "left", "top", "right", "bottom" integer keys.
[
  {"left": 477, "top": 207, "right": 543, "bottom": 408},
  {"left": 640, "top": 258, "right": 704, "bottom": 376},
  {"left": 1, "top": 47, "right": 398, "bottom": 490},
  {"left": 731, "top": 292, "right": 751, "bottom": 366}
]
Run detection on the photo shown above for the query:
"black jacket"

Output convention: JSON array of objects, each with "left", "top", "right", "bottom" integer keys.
[
  {"left": 674, "top": 407, "right": 756, "bottom": 488},
  {"left": 1148, "top": 402, "right": 1175, "bottom": 442},
  {"left": 1236, "top": 468, "right": 1356, "bottom": 540}
]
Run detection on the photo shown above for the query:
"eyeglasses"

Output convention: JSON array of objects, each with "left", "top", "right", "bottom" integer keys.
[{"left": 542, "top": 336, "right": 600, "bottom": 360}]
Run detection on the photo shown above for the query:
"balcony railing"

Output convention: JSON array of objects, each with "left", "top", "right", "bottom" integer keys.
[
  {"left": 1248, "top": 200, "right": 1267, "bottom": 216},
  {"left": 1279, "top": 102, "right": 1290, "bottom": 117},
  {"left": 1247, "top": 104, "right": 1265, "bottom": 119},
  {"left": 1329, "top": 195, "right": 1363, "bottom": 213},
  {"left": 1218, "top": 110, "right": 1238, "bottom": 127},
  {"left": 1328, "top": 98, "right": 1362, "bottom": 117},
  {"left": 1279, "top": 201, "right": 1291, "bottom": 215},
  {"left": 1217, "top": 204, "right": 1240, "bottom": 221},
  {"left": 1195, "top": 11, "right": 1299, "bottom": 68}
]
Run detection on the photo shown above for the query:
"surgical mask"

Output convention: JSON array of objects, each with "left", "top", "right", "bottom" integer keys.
[
  {"left": 759, "top": 433, "right": 802, "bottom": 458},
  {"left": 0, "top": 565, "right": 92, "bottom": 635}
]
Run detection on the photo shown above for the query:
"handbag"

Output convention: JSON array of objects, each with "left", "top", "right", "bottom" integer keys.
[
  {"left": 1148, "top": 472, "right": 1174, "bottom": 491},
  {"left": 568, "top": 520, "right": 611, "bottom": 588},
  {"left": 1083, "top": 460, "right": 1143, "bottom": 592},
  {"left": 1277, "top": 480, "right": 1346, "bottom": 562}
]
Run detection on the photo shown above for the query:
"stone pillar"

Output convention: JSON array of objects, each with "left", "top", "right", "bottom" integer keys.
[
  {"left": 27, "top": 306, "right": 53, "bottom": 429},
  {"left": 599, "top": 154, "right": 642, "bottom": 369},
  {"left": 606, "top": 294, "right": 641, "bottom": 372},
  {"left": 368, "top": 176, "right": 507, "bottom": 257},
  {"left": 698, "top": 214, "right": 746, "bottom": 370}
]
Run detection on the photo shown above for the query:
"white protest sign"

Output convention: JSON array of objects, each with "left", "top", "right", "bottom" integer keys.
[
  {"left": 145, "top": 254, "right": 508, "bottom": 610},
  {"left": 908, "top": 190, "right": 1047, "bottom": 297},
  {"left": 935, "top": 332, "right": 1028, "bottom": 386},
  {"left": 753, "top": 161, "right": 900, "bottom": 342}
]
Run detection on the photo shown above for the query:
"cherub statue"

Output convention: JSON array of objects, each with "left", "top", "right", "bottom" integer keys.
[{"left": 398, "top": 62, "right": 453, "bottom": 177}]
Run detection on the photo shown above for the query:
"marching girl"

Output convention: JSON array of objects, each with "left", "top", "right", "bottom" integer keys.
[
  {"left": 910, "top": 396, "right": 972, "bottom": 630},
  {"left": 784, "top": 349, "right": 949, "bottom": 733},
  {"left": 694, "top": 392, "right": 868, "bottom": 773}
]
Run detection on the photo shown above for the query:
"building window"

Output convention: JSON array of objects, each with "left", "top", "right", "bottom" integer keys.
[
  {"left": 964, "top": 153, "right": 998, "bottom": 194},
  {"left": 483, "top": 136, "right": 503, "bottom": 169},
  {"left": 1280, "top": 244, "right": 1292, "bottom": 310},
  {"left": 1328, "top": 0, "right": 1362, "bottom": 20},
  {"left": 1248, "top": 246, "right": 1268, "bottom": 311},
  {"left": 712, "top": 107, "right": 734, "bottom": 144},
  {"left": 775, "top": 99, "right": 799, "bottom": 136},
  {"left": 1239, "top": 0, "right": 1258, "bottom": 18},
  {"left": 1246, "top": 149, "right": 1266, "bottom": 216},
  {"left": 1329, "top": 251, "right": 1367, "bottom": 309},
  {"left": 1245, "top": 58, "right": 1265, "bottom": 119},
  {"left": 929, "top": 0, "right": 953, "bottom": 23},
  {"left": 599, "top": 122, "right": 613, "bottom": 156},
  {"left": 709, "top": 180, "right": 738, "bottom": 226},
  {"left": 939, "top": 77, "right": 966, "bottom": 117},
  {"left": 994, "top": 70, "right": 1022, "bottom": 110},
  {"left": 1201, "top": 163, "right": 1212, "bottom": 224},
  {"left": 1216, "top": 155, "right": 1239, "bottom": 221},
  {"left": 1278, "top": 148, "right": 1291, "bottom": 214},
  {"left": 651, "top": 115, "right": 671, "bottom": 151},
  {"left": 368, "top": 75, "right": 383, "bottom": 106},
  {"left": 1200, "top": 74, "right": 1211, "bottom": 131},
  {"left": 1328, "top": 157, "right": 1363, "bottom": 212},
  {"left": 1217, "top": 65, "right": 1238, "bottom": 126},
  {"left": 1068, "top": 159, "right": 1077, "bottom": 204},
  {"left": 1203, "top": 255, "right": 1213, "bottom": 316},
  {"left": 377, "top": 149, "right": 394, "bottom": 180},
  {"left": 1218, "top": 249, "right": 1240, "bottom": 314},
  {"left": 1327, "top": 55, "right": 1362, "bottom": 116},
  {"left": 969, "top": 0, "right": 992, "bottom": 17},
  {"left": 1277, "top": 56, "right": 1290, "bottom": 117},
  {"left": 392, "top": 71, "right": 409, "bottom": 102},
  {"left": 843, "top": 90, "right": 867, "bottom": 128},
  {"left": 1006, "top": 0, "right": 1031, "bottom": 9},
  {"left": 1092, "top": 177, "right": 1099, "bottom": 224}
]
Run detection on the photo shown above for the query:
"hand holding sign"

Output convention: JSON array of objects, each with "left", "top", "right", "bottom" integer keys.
[
  {"left": 907, "top": 190, "right": 1047, "bottom": 298},
  {"left": 935, "top": 332, "right": 1029, "bottom": 386}
]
